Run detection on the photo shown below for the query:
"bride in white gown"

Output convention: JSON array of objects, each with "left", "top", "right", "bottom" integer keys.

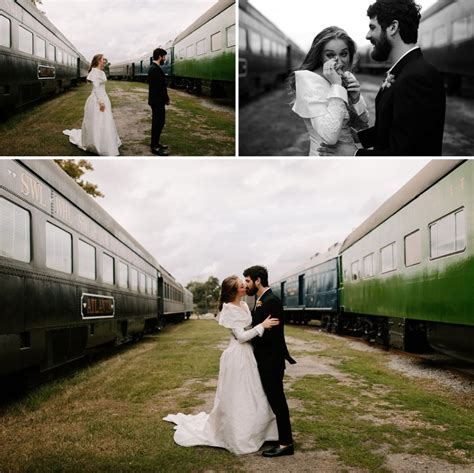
[
  {"left": 63, "top": 54, "right": 122, "bottom": 156},
  {"left": 164, "top": 276, "right": 280, "bottom": 454}
]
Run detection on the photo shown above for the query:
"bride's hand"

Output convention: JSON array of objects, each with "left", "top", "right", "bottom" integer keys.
[
  {"left": 99, "top": 102, "right": 105, "bottom": 112},
  {"left": 343, "top": 72, "right": 361, "bottom": 104},
  {"left": 262, "top": 315, "right": 280, "bottom": 330},
  {"left": 323, "top": 59, "right": 342, "bottom": 85}
]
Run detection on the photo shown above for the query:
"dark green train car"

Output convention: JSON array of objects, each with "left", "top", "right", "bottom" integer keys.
[{"left": 339, "top": 160, "right": 473, "bottom": 361}]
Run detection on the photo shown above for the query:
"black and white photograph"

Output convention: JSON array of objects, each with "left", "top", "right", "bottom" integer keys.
[{"left": 239, "top": 0, "right": 474, "bottom": 156}]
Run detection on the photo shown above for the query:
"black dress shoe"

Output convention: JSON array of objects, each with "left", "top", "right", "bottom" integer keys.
[
  {"left": 151, "top": 147, "right": 169, "bottom": 156},
  {"left": 262, "top": 444, "right": 294, "bottom": 457},
  {"left": 158, "top": 143, "right": 169, "bottom": 150}
]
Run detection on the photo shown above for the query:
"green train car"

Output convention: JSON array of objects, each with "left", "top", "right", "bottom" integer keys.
[{"left": 339, "top": 160, "right": 472, "bottom": 361}]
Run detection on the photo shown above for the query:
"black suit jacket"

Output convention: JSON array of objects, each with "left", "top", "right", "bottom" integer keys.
[
  {"left": 356, "top": 48, "right": 445, "bottom": 156},
  {"left": 148, "top": 62, "right": 169, "bottom": 107},
  {"left": 251, "top": 289, "right": 296, "bottom": 372}
]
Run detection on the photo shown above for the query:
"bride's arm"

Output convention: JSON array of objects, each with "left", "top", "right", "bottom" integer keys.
[{"left": 90, "top": 73, "right": 106, "bottom": 110}]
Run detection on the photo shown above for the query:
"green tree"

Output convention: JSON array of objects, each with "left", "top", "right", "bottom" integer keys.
[
  {"left": 186, "top": 276, "right": 220, "bottom": 315},
  {"left": 54, "top": 160, "right": 104, "bottom": 198}
]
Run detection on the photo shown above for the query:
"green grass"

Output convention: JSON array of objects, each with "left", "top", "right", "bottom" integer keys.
[
  {"left": 0, "top": 81, "right": 235, "bottom": 156},
  {"left": 0, "top": 321, "right": 472, "bottom": 472}
]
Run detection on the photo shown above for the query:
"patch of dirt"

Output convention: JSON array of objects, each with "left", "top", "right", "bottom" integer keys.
[
  {"left": 285, "top": 335, "right": 328, "bottom": 352},
  {"left": 385, "top": 453, "right": 474, "bottom": 472}
]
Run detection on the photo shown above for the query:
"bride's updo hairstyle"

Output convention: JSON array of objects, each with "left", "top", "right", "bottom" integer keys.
[
  {"left": 218, "top": 276, "right": 240, "bottom": 312},
  {"left": 88, "top": 54, "right": 104, "bottom": 73},
  {"left": 288, "top": 26, "right": 357, "bottom": 101}
]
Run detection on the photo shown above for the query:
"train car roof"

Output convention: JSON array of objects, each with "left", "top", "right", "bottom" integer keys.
[
  {"left": 421, "top": 0, "right": 456, "bottom": 22},
  {"left": 15, "top": 0, "right": 83, "bottom": 55},
  {"left": 174, "top": 0, "right": 235, "bottom": 45},
  {"left": 272, "top": 243, "right": 341, "bottom": 284},
  {"left": 19, "top": 160, "right": 177, "bottom": 281},
  {"left": 340, "top": 160, "right": 465, "bottom": 253}
]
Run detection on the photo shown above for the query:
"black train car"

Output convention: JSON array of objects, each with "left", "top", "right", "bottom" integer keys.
[
  {"left": 0, "top": 0, "right": 87, "bottom": 114},
  {"left": 239, "top": 0, "right": 305, "bottom": 99},
  {"left": 0, "top": 160, "right": 190, "bottom": 377}
]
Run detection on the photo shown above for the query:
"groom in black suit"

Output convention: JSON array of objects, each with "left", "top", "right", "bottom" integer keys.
[
  {"left": 148, "top": 48, "right": 170, "bottom": 156},
  {"left": 244, "top": 265, "right": 296, "bottom": 458},
  {"left": 320, "top": 0, "right": 445, "bottom": 156}
]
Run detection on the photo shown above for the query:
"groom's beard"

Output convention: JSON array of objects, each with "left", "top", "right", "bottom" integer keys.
[
  {"left": 370, "top": 30, "right": 391, "bottom": 62},
  {"left": 246, "top": 287, "right": 257, "bottom": 296}
]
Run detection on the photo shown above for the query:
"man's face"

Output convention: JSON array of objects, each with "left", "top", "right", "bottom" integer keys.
[
  {"left": 159, "top": 55, "right": 166, "bottom": 66},
  {"left": 366, "top": 17, "right": 392, "bottom": 62},
  {"left": 245, "top": 276, "right": 257, "bottom": 296}
]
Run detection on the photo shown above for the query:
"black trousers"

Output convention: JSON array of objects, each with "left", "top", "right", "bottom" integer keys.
[
  {"left": 151, "top": 104, "right": 166, "bottom": 149},
  {"left": 258, "top": 364, "right": 293, "bottom": 445}
]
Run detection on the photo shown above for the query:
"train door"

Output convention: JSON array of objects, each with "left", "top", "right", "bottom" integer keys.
[
  {"left": 157, "top": 272, "right": 164, "bottom": 329},
  {"left": 286, "top": 45, "right": 292, "bottom": 74},
  {"left": 76, "top": 57, "right": 80, "bottom": 81},
  {"left": 281, "top": 281, "right": 287, "bottom": 306},
  {"left": 131, "top": 63, "right": 135, "bottom": 79},
  {"left": 298, "top": 274, "right": 305, "bottom": 306}
]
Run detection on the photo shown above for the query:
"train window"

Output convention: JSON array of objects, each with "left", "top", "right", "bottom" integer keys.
[
  {"left": 0, "top": 15, "right": 11, "bottom": 48},
  {"left": 262, "top": 37, "right": 271, "bottom": 56},
  {"left": 429, "top": 208, "right": 465, "bottom": 259},
  {"left": 196, "top": 39, "right": 206, "bottom": 56},
  {"left": 0, "top": 198, "right": 30, "bottom": 263},
  {"left": 226, "top": 25, "right": 235, "bottom": 47},
  {"left": 211, "top": 32, "right": 221, "bottom": 52},
  {"left": 363, "top": 253, "right": 374, "bottom": 278},
  {"left": 380, "top": 242, "right": 396, "bottom": 273},
  {"left": 103, "top": 253, "right": 114, "bottom": 284},
  {"left": 130, "top": 268, "right": 138, "bottom": 291},
  {"left": 46, "top": 222, "right": 72, "bottom": 273},
  {"left": 433, "top": 25, "right": 448, "bottom": 47},
  {"left": 186, "top": 45, "right": 194, "bottom": 58},
  {"left": 404, "top": 230, "right": 421, "bottom": 267},
  {"left": 139, "top": 273, "right": 146, "bottom": 293},
  {"left": 36, "top": 36, "right": 46, "bottom": 58},
  {"left": 239, "top": 27, "right": 247, "bottom": 51},
  {"left": 146, "top": 276, "right": 152, "bottom": 294},
  {"left": 420, "top": 32, "right": 432, "bottom": 49},
  {"left": 153, "top": 278, "right": 158, "bottom": 296},
  {"left": 19, "top": 26, "right": 33, "bottom": 54},
  {"left": 118, "top": 261, "right": 128, "bottom": 288},
  {"left": 78, "top": 240, "right": 96, "bottom": 280},
  {"left": 452, "top": 17, "right": 470, "bottom": 43},
  {"left": 351, "top": 261, "right": 359, "bottom": 281},
  {"left": 248, "top": 30, "right": 262, "bottom": 54},
  {"left": 47, "top": 43, "right": 56, "bottom": 61},
  {"left": 57, "top": 49, "right": 63, "bottom": 64}
]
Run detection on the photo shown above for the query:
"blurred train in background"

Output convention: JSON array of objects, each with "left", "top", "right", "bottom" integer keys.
[
  {"left": 109, "top": 0, "right": 235, "bottom": 98},
  {"left": 0, "top": 160, "right": 192, "bottom": 378},
  {"left": 357, "top": 0, "right": 474, "bottom": 95},
  {"left": 0, "top": 0, "right": 88, "bottom": 115},
  {"left": 239, "top": 0, "right": 305, "bottom": 99},
  {"left": 272, "top": 160, "right": 473, "bottom": 363}
]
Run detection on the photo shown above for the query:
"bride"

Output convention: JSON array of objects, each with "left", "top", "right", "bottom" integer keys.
[
  {"left": 164, "top": 275, "right": 280, "bottom": 454},
  {"left": 63, "top": 54, "right": 122, "bottom": 156},
  {"left": 289, "top": 26, "right": 370, "bottom": 156}
]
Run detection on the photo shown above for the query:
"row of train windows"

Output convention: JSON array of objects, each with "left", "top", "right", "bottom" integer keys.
[
  {"left": 178, "top": 24, "right": 235, "bottom": 60},
  {"left": 164, "top": 282, "right": 183, "bottom": 302},
  {"left": 0, "top": 15, "right": 76, "bottom": 66},
  {"left": 420, "top": 14, "right": 474, "bottom": 48},
  {"left": 239, "top": 27, "right": 287, "bottom": 58},
  {"left": 348, "top": 208, "right": 466, "bottom": 281},
  {"left": 0, "top": 197, "right": 160, "bottom": 295}
]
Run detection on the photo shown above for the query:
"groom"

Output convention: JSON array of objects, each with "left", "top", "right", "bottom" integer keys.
[
  {"left": 244, "top": 265, "right": 296, "bottom": 457},
  {"left": 320, "top": 0, "right": 446, "bottom": 156},
  {"left": 148, "top": 47, "right": 170, "bottom": 156}
]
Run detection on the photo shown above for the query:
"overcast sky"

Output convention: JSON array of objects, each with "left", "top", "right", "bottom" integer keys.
[
  {"left": 41, "top": 0, "right": 217, "bottom": 64},
  {"left": 248, "top": 0, "right": 438, "bottom": 52},
  {"left": 83, "top": 159, "right": 428, "bottom": 286}
]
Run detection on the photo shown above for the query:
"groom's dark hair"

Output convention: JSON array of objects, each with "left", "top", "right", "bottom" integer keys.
[
  {"left": 243, "top": 265, "right": 269, "bottom": 287},
  {"left": 367, "top": 0, "right": 421, "bottom": 44},
  {"left": 153, "top": 48, "right": 167, "bottom": 60}
]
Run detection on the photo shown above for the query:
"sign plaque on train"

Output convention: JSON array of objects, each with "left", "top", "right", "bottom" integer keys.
[
  {"left": 81, "top": 293, "right": 115, "bottom": 319},
  {"left": 37, "top": 66, "right": 56, "bottom": 79}
]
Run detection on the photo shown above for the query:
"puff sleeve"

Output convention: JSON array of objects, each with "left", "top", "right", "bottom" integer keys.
[
  {"left": 87, "top": 68, "right": 107, "bottom": 105},
  {"left": 292, "top": 70, "right": 349, "bottom": 145}
]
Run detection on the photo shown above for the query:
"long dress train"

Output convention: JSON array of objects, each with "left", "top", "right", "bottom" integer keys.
[
  {"left": 163, "top": 302, "right": 278, "bottom": 454},
  {"left": 63, "top": 68, "right": 121, "bottom": 156}
]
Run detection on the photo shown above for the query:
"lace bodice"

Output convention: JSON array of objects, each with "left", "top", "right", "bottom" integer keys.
[
  {"left": 218, "top": 302, "right": 264, "bottom": 344},
  {"left": 87, "top": 68, "right": 107, "bottom": 104}
]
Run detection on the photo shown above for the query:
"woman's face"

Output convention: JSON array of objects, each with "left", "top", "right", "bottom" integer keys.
[
  {"left": 99, "top": 56, "right": 106, "bottom": 69},
  {"left": 322, "top": 38, "right": 351, "bottom": 72}
]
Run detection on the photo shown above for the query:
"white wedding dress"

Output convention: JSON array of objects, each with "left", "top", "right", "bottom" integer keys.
[
  {"left": 63, "top": 68, "right": 122, "bottom": 156},
  {"left": 163, "top": 301, "right": 278, "bottom": 454},
  {"left": 292, "top": 70, "right": 369, "bottom": 156}
]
